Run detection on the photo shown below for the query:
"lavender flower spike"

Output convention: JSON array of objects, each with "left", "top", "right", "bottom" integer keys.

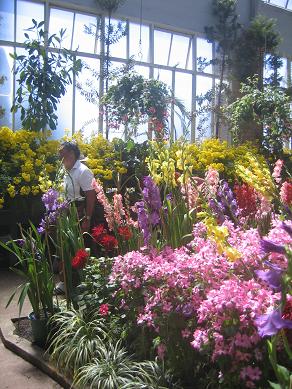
[
  {"left": 260, "top": 239, "right": 286, "bottom": 255},
  {"left": 255, "top": 310, "right": 292, "bottom": 337}
]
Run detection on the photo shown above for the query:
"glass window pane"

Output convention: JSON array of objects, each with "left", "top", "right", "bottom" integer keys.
[
  {"left": 0, "top": 46, "right": 13, "bottom": 128},
  {"left": 53, "top": 83, "right": 73, "bottom": 139},
  {"left": 169, "top": 34, "right": 191, "bottom": 69},
  {"left": 154, "top": 68, "right": 172, "bottom": 90},
  {"left": 75, "top": 57, "right": 100, "bottom": 139},
  {"left": 174, "top": 72, "right": 192, "bottom": 139},
  {"left": 129, "top": 22, "right": 149, "bottom": 62},
  {"left": 49, "top": 8, "right": 74, "bottom": 49},
  {"left": 196, "top": 75, "right": 213, "bottom": 139},
  {"left": 134, "top": 65, "right": 150, "bottom": 78},
  {"left": 0, "top": 0, "right": 14, "bottom": 41},
  {"left": 197, "top": 37, "right": 213, "bottom": 74},
  {"left": 106, "top": 18, "right": 127, "bottom": 59},
  {"left": 269, "top": 0, "right": 286, "bottom": 7},
  {"left": 16, "top": 0, "right": 44, "bottom": 43},
  {"left": 287, "top": 0, "right": 292, "bottom": 9},
  {"left": 73, "top": 13, "right": 99, "bottom": 54},
  {"left": 154, "top": 30, "right": 171, "bottom": 66}
]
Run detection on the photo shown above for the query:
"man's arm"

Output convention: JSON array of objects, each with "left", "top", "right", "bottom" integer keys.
[{"left": 81, "top": 189, "right": 96, "bottom": 232}]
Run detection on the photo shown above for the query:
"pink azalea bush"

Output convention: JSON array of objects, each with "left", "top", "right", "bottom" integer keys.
[{"left": 108, "top": 218, "right": 292, "bottom": 387}]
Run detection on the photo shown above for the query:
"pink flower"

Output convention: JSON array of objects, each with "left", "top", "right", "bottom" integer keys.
[
  {"left": 157, "top": 343, "right": 166, "bottom": 360},
  {"left": 280, "top": 181, "right": 292, "bottom": 206},
  {"left": 240, "top": 366, "right": 261, "bottom": 381},
  {"left": 205, "top": 167, "right": 219, "bottom": 197},
  {"left": 92, "top": 178, "right": 114, "bottom": 230},
  {"left": 99, "top": 303, "right": 109, "bottom": 316}
]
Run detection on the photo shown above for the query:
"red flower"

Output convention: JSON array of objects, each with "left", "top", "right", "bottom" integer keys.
[
  {"left": 71, "top": 249, "right": 89, "bottom": 270},
  {"left": 92, "top": 224, "right": 107, "bottom": 243},
  {"left": 100, "top": 234, "right": 118, "bottom": 251},
  {"left": 99, "top": 303, "right": 109, "bottom": 316},
  {"left": 117, "top": 226, "right": 132, "bottom": 241},
  {"left": 234, "top": 183, "right": 258, "bottom": 217}
]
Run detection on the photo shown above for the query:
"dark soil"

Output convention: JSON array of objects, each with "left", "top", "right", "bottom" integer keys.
[{"left": 13, "top": 317, "right": 34, "bottom": 343}]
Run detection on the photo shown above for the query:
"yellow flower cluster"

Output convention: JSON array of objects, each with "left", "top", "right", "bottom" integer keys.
[
  {"left": 235, "top": 153, "right": 276, "bottom": 201},
  {"left": 205, "top": 218, "right": 241, "bottom": 262},
  {"left": 0, "top": 127, "right": 59, "bottom": 207},
  {"left": 148, "top": 138, "right": 266, "bottom": 188}
]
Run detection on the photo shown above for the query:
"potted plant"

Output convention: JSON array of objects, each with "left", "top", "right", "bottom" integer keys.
[{"left": 1, "top": 223, "right": 55, "bottom": 346}]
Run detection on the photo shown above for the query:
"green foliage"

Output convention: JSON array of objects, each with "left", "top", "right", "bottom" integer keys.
[
  {"left": 48, "top": 308, "right": 108, "bottom": 374},
  {"left": 11, "top": 19, "right": 82, "bottom": 131},
  {"left": 74, "top": 340, "right": 174, "bottom": 389},
  {"left": 225, "top": 76, "right": 292, "bottom": 156},
  {"left": 0, "top": 223, "right": 54, "bottom": 319},
  {"left": 53, "top": 204, "right": 84, "bottom": 307},
  {"left": 233, "top": 15, "right": 281, "bottom": 84},
  {"left": 204, "top": 0, "right": 241, "bottom": 136}
]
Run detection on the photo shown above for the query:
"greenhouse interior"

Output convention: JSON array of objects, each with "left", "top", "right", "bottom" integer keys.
[{"left": 0, "top": 0, "right": 292, "bottom": 388}]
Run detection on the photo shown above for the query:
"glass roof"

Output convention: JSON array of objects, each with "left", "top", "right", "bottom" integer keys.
[{"left": 263, "top": 0, "right": 292, "bottom": 11}]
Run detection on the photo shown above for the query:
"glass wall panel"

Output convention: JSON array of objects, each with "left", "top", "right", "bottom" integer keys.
[
  {"left": 169, "top": 34, "right": 191, "bottom": 69},
  {"left": 0, "top": 46, "right": 13, "bottom": 128},
  {"left": 196, "top": 75, "right": 213, "bottom": 139},
  {"left": 75, "top": 57, "right": 100, "bottom": 139},
  {"left": 16, "top": 0, "right": 44, "bottom": 43},
  {"left": 134, "top": 65, "right": 150, "bottom": 78},
  {"left": 197, "top": 37, "right": 213, "bottom": 74},
  {"left": 107, "top": 18, "right": 127, "bottom": 59},
  {"left": 53, "top": 83, "right": 73, "bottom": 139},
  {"left": 129, "top": 22, "right": 149, "bottom": 62},
  {"left": 49, "top": 8, "right": 74, "bottom": 49},
  {"left": 268, "top": 0, "right": 286, "bottom": 7},
  {"left": 154, "top": 30, "right": 171, "bottom": 66},
  {"left": 0, "top": 0, "right": 14, "bottom": 41},
  {"left": 73, "top": 13, "right": 99, "bottom": 54},
  {"left": 174, "top": 72, "right": 192, "bottom": 139}
]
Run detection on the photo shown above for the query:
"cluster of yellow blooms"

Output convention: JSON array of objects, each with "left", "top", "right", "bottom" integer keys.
[
  {"left": 148, "top": 138, "right": 269, "bottom": 187},
  {"left": 0, "top": 127, "right": 59, "bottom": 208},
  {"left": 0, "top": 128, "right": 129, "bottom": 209},
  {"left": 204, "top": 217, "right": 241, "bottom": 262}
]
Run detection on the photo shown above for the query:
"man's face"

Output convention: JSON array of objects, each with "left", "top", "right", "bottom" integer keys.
[{"left": 59, "top": 147, "right": 76, "bottom": 170}]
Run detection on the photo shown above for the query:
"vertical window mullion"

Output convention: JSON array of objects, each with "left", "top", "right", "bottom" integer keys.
[
  {"left": 167, "top": 33, "right": 173, "bottom": 67},
  {"left": 171, "top": 69, "right": 175, "bottom": 140},
  {"left": 149, "top": 23, "right": 154, "bottom": 78},
  {"left": 70, "top": 12, "right": 76, "bottom": 51},
  {"left": 191, "top": 35, "right": 197, "bottom": 142},
  {"left": 126, "top": 19, "right": 129, "bottom": 60},
  {"left": 12, "top": 0, "right": 17, "bottom": 130},
  {"left": 99, "top": 15, "right": 105, "bottom": 134}
]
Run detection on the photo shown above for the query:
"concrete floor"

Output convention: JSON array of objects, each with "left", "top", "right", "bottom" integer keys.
[{"left": 0, "top": 268, "right": 63, "bottom": 389}]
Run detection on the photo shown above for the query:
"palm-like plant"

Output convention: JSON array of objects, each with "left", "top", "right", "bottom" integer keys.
[
  {"left": 74, "top": 340, "right": 173, "bottom": 389},
  {"left": 48, "top": 309, "right": 108, "bottom": 374}
]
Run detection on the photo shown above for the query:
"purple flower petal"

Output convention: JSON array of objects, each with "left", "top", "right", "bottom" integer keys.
[
  {"left": 255, "top": 269, "right": 282, "bottom": 291},
  {"left": 281, "top": 222, "right": 292, "bottom": 237},
  {"left": 255, "top": 310, "right": 292, "bottom": 337},
  {"left": 260, "top": 239, "right": 286, "bottom": 255}
]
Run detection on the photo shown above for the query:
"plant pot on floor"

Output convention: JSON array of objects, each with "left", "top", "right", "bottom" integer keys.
[{"left": 28, "top": 311, "right": 49, "bottom": 347}]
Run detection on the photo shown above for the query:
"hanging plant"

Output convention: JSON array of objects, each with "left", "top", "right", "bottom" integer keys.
[{"left": 102, "top": 72, "right": 171, "bottom": 140}]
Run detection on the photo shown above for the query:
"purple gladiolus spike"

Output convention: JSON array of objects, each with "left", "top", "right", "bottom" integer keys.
[
  {"left": 255, "top": 268, "right": 283, "bottom": 291},
  {"left": 42, "top": 189, "right": 59, "bottom": 212},
  {"left": 260, "top": 239, "right": 286, "bottom": 255},
  {"left": 255, "top": 310, "right": 292, "bottom": 337}
]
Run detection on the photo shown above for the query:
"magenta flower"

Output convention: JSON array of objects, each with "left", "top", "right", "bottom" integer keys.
[
  {"left": 255, "top": 310, "right": 292, "bottom": 337},
  {"left": 281, "top": 221, "right": 292, "bottom": 237}
]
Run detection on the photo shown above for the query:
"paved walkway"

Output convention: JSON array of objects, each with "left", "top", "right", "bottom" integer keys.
[{"left": 0, "top": 268, "right": 63, "bottom": 389}]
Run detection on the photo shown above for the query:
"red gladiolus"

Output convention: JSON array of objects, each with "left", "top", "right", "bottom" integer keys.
[
  {"left": 92, "top": 224, "right": 107, "bottom": 243},
  {"left": 118, "top": 226, "right": 132, "bottom": 241},
  {"left": 99, "top": 303, "right": 109, "bottom": 316},
  {"left": 100, "top": 234, "right": 118, "bottom": 251},
  {"left": 71, "top": 249, "right": 89, "bottom": 270}
]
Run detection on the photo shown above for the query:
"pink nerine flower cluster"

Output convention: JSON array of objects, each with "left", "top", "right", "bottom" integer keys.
[{"left": 280, "top": 181, "right": 292, "bottom": 206}]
